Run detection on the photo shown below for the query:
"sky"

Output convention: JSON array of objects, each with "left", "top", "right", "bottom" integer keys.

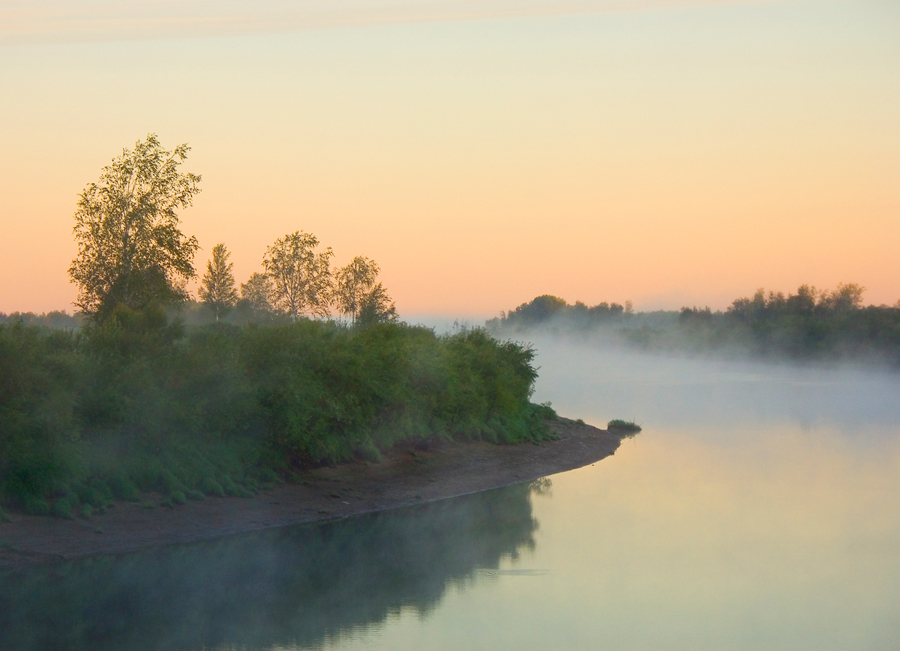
[{"left": 0, "top": 0, "right": 897, "bottom": 317}]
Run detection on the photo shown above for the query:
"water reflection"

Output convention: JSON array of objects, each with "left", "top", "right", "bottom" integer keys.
[
  {"left": 0, "top": 482, "right": 541, "bottom": 651},
  {"left": 4, "top": 343, "right": 900, "bottom": 650}
]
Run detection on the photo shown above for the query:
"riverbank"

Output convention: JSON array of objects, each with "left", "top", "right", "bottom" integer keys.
[{"left": 0, "top": 419, "right": 622, "bottom": 569}]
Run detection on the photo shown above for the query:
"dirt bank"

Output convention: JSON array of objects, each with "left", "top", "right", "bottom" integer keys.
[{"left": 0, "top": 419, "right": 622, "bottom": 569}]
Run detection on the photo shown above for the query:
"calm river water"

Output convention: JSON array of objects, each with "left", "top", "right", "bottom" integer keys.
[{"left": 2, "top": 340, "right": 899, "bottom": 650}]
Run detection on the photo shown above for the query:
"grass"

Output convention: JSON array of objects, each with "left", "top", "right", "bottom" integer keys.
[{"left": 607, "top": 419, "right": 642, "bottom": 437}]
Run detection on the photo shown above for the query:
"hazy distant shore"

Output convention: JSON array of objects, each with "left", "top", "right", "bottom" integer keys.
[{"left": 0, "top": 419, "right": 622, "bottom": 569}]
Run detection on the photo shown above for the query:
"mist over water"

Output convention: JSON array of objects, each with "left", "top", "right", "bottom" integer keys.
[
  {"left": 527, "top": 335, "right": 900, "bottom": 432},
  {"left": 3, "top": 336, "right": 899, "bottom": 649}
]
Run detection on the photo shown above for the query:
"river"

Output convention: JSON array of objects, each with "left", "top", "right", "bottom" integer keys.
[{"left": 2, "top": 339, "right": 899, "bottom": 649}]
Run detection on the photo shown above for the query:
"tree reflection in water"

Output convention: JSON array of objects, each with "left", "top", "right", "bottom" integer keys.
[{"left": 0, "top": 480, "right": 545, "bottom": 651}]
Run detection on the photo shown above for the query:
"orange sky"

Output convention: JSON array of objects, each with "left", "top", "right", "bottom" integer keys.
[{"left": 1, "top": 0, "right": 897, "bottom": 317}]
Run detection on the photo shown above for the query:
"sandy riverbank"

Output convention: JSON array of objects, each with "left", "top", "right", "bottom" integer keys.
[{"left": 0, "top": 419, "right": 622, "bottom": 569}]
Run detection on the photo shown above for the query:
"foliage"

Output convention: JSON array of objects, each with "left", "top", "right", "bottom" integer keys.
[
  {"left": 531, "top": 402, "right": 558, "bottom": 421},
  {"left": 332, "top": 256, "right": 397, "bottom": 326},
  {"left": 357, "top": 283, "right": 398, "bottom": 327},
  {"left": 607, "top": 419, "right": 642, "bottom": 437},
  {"left": 489, "top": 284, "right": 900, "bottom": 365},
  {"left": 263, "top": 231, "right": 333, "bottom": 320},
  {"left": 198, "top": 243, "right": 238, "bottom": 321},
  {"left": 0, "top": 317, "right": 550, "bottom": 515},
  {"left": 68, "top": 134, "right": 200, "bottom": 320},
  {"left": 333, "top": 256, "right": 379, "bottom": 323},
  {"left": 0, "top": 322, "right": 81, "bottom": 512},
  {"left": 488, "top": 295, "right": 633, "bottom": 331},
  {"left": 235, "top": 272, "right": 278, "bottom": 323},
  {"left": 0, "top": 311, "right": 81, "bottom": 329}
]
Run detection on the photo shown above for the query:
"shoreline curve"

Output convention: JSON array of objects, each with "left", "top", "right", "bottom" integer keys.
[{"left": 0, "top": 418, "right": 623, "bottom": 569}]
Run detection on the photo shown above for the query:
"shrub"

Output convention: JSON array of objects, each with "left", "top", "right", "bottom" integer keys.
[
  {"left": 0, "top": 315, "right": 549, "bottom": 516},
  {"left": 607, "top": 419, "right": 642, "bottom": 436},
  {"left": 51, "top": 497, "right": 74, "bottom": 520}
]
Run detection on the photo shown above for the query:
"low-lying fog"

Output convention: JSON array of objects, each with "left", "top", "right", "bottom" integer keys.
[
  {"left": 5, "top": 325, "right": 899, "bottom": 651},
  {"left": 525, "top": 335, "right": 900, "bottom": 433}
]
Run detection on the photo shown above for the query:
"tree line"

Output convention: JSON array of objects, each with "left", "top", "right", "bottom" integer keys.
[
  {"left": 68, "top": 134, "right": 396, "bottom": 328},
  {"left": 489, "top": 285, "right": 900, "bottom": 364}
]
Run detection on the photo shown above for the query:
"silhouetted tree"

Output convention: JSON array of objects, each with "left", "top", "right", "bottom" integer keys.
[
  {"left": 334, "top": 256, "right": 380, "bottom": 324},
  {"left": 263, "top": 232, "right": 333, "bottom": 320},
  {"left": 356, "top": 283, "right": 398, "bottom": 326},
  {"left": 68, "top": 134, "right": 200, "bottom": 320},
  {"left": 199, "top": 244, "right": 238, "bottom": 321},
  {"left": 240, "top": 272, "right": 275, "bottom": 314}
]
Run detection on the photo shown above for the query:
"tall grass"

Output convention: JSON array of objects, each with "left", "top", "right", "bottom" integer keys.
[{"left": 0, "top": 310, "right": 552, "bottom": 514}]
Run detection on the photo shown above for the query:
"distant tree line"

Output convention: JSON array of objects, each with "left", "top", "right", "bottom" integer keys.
[
  {"left": 0, "top": 311, "right": 81, "bottom": 329},
  {"left": 486, "top": 295, "right": 633, "bottom": 331},
  {"left": 489, "top": 285, "right": 900, "bottom": 364},
  {"left": 672, "top": 283, "right": 900, "bottom": 361}
]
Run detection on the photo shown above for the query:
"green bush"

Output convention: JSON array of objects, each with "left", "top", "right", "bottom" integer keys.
[
  {"left": 51, "top": 497, "right": 75, "bottom": 519},
  {"left": 0, "top": 316, "right": 548, "bottom": 516},
  {"left": 607, "top": 419, "right": 642, "bottom": 436},
  {"left": 201, "top": 478, "right": 225, "bottom": 497}
]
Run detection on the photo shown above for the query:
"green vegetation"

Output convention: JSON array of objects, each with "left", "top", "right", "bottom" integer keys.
[
  {"left": 198, "top": 243, "right": 239, "bottom": 322},
  {"left": 68, "top": 135, "right": 201, "bottom": 320},
  {"left": 0, "top": 315, "right": 551, "bottom": 515},
  {"left": 489, "top": 284, "right": 900, "bottom": 365},
  {"left": 0, "top": 135, "right": 555, "bottom": 517},
  {"left": 486, "top": 294, "right": 633, "bottom": 331},
  {"left": 607, "top": 419, "right": 642, "bottom": 437},
  {"left": 0, "top": 311, "right": 80, "bottom": 329}
]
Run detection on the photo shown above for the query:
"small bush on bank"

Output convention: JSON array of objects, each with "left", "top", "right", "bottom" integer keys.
[{"left": 607, "top": 419, "right": 642, "bottom": 437}]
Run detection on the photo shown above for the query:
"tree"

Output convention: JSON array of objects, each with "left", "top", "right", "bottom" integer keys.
[
  {"left": 240, "top": 272, "right": 274, "bottom": 313},
  {"left": 198, "top": 243, "right": 238, "bottom": 321},
  {"left": 263, "top": 231, "right": 333, "bottom": 320},
  {"left": 333, "top": 256, "right": 380, "bottom": 323},
  {"left": 68, "top": 134, "right": 201, "bottom": 320},
  {"left": 356, "top": 283, "right": 398, "bottom": 326},
  {"left": 821, "top": 283, "right": 865, "bottom": 314}
]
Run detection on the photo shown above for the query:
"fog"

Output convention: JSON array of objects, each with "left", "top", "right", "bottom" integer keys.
[
  {"left": 3, "top": 328, "right": 899, "bottom": 650},
  {"left": 0, "top": 484, "right": 541, "bottom": 651},
  {"left": 526, "top": 334, "right": 900, "bottom": 434}
]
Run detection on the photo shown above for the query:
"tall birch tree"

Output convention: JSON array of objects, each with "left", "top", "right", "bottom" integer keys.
[
  {"left": 334, "top": 256, "right": 380, "bottom": 323},
  {"left": 68, "top": 134, "right": 200, "bottom": 320},
  {"left": 263, "top": 231, "right": 333, "bottom": 319}
]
